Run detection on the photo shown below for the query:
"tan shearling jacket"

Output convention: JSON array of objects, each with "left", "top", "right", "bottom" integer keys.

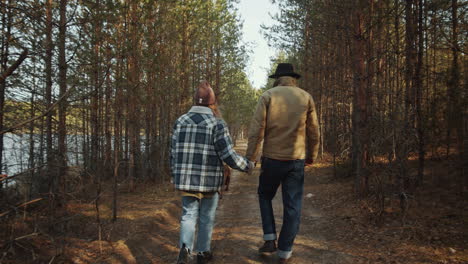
[{"left": 246, "top": 77, "right": 320, "bottom": 162}]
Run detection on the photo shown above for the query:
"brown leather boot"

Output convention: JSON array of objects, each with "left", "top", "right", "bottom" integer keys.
[
  {"left": 197, "top": 251, "right": 213, "bottom": 264},
  {"left": 258, "top": 240, "right": 277, "bottom": 253},
  {"left": 176, "top": 244, "right": 190, "bottom": 264}
]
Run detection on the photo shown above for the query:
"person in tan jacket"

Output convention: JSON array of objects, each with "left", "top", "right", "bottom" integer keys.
[{"left": 246, "top": 63, "right": 320, "bottom": 264}]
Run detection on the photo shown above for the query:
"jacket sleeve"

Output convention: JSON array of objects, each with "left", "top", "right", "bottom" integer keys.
[
  {"left": 214, "top": 120, "right": 250, "bottom": 172},
  {"left": 306, "top": 95, "right": 320, "bottom": 162},
  {"left": 246, "top": 94, "right": 267, "bottom": 161}
]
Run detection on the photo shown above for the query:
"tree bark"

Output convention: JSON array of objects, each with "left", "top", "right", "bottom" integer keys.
[
  {"left": 0, "top": 0, "right": 12, "bottom": 176},
  {"left": 90, "top": 0, "right": 101, "bottom": 175},
  {"left": 45, "top": 0, "right": 54, "bottom": 182},
  {"left": 127, "top": 0, "right": 140, "bottom": 191},
  {"left": 57, "top": 0, "right": 68, "bottom": 194},
  {"left": 351, "top": 1, "right": 368, "bottom": 195},
  {"left": 448, "top": 0, "right": 464, "bottom": 184},
  {"left": 415, "top": 0, "right": 425, "bottom": 186}
]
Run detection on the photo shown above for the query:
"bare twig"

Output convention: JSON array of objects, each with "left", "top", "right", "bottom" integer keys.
[
  {"left": 0, "top": 48, "right": 28, "bottom": 82},
  {"left": 0, "top": 198, "right": 44, "bottom": 218},
  {"left": 0, "top": 165, "right": 45, "bottom": 183},
  {"left": 14, "top": 232, "right": 39, "bottom": 241}
]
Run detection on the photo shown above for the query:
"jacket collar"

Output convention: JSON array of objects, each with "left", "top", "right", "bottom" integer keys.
[
  {"left": 275, "top": 76, "right": 297, "bottom": 87},
  {"left": 189, "top": 106, "right": 213, "bottom": 115}
]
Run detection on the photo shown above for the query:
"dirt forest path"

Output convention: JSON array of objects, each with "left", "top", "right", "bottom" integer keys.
[
  {"left": 83, "top": 141, "right": 466, "bottom": 264},
  {"left": 212, "top": 162, "right": 360, "bottom": 264},
  {"left": 98, "top": 141, "right": 364, "bottom": 264},
  {"left": 209, "top": 142, "right": 361, "bottom": 264}
]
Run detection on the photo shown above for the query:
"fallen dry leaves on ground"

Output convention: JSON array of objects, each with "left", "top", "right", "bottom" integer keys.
[{"left": 1, "top": 154, "right": 467, "bottom": 263}]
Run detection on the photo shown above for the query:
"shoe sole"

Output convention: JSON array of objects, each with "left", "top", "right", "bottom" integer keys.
[{"left": 259, "top": 249, "right": 277, "bottom": 253}]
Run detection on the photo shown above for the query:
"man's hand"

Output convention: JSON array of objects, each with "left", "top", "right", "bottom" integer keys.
[
  {"left": 305, "top": 159, "right": 314, "bottom": 168},
  {"left": 223, "top": 165, "right": 231, "bottom": 191},
  {"left": 247, "top": 160, "right": 256, "bottom": 175}
]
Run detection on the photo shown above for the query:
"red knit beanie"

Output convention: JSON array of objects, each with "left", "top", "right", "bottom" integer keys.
[{"left": 195, "top": 80, "right": 216, "bottom": 106}]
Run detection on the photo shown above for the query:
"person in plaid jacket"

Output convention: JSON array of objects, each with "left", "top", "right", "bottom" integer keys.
[{"left": 172, "top": 81, "right": 254, "bottom": 264}]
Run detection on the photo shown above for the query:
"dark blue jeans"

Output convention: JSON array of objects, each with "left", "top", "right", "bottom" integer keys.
[{"left": 258, "top": 157, "right": 305, "bottom": 259}]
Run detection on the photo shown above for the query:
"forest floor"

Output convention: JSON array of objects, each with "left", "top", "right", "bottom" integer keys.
[{"left": 1, "top": 142, "right": 467, "bottom": 264}]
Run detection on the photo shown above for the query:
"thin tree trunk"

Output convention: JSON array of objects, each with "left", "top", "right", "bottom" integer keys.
[
  {"left": 45, "top": 0, "right": 54, "bottom": 185},
  {"left": 396, "top": 0, "right": 417, "bottom": 221},
  {"left": 57, "top": 0, "right": 68, "bottom": 195},
  {"left": 28, "top": 37, "right": 38, "bottom": 200},
  {"left": 104, "top": 49, "right": 112, "bottom": 179},
  {"left": 352, "top": 2, "right": 368, "bottom": 195},
  {"left": 448, "top": 0, "right": 464, "bottom": 184},
  {"left": 90, "top": 1, "right": 101, "bottom": 175},
  {"left": 127, "top": 0, "right": 140, "bottom": 191},
  {"left": 415, "top": 0, "right": 425, "bottom": 186},
  {"left": 392, "top": 0, "right": 401, "bottom": 163},
  {"left": 112, "top": 23, "right": 124, "bottom": 220},
  {"left": 0, "top": 0, "right": 12, "bottom": 176},
  {"left": 302, "top": 8, "right": 310, "bottom": 93}
]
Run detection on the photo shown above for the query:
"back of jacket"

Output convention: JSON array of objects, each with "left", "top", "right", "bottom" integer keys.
[
  {"left": 246, "top": 79, "right": 320, "bottom": 162},
  {"left": 171, "top": 106, "right": 250, "bottom": 192}
]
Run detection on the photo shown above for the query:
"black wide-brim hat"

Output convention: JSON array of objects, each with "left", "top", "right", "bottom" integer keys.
[{"left": 269, "top": 63, "right": 301, "bottom": 79}]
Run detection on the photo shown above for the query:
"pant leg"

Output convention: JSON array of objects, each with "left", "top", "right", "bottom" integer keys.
[
  {"left": 180, "top": 196, "right": 200, "bottom": 252},
  {"left": 278, "top": 159, "right": 305, "bottom": 259},
  {"left": 196, "top": 192, "right": 219, "bottom": 252},
  {"left": 258, "top": 157, "right": 284, "bottom": 241}
]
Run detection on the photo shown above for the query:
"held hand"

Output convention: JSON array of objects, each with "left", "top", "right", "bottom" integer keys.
[
  {"left": 305, "top": 159, "right": 314, "bottom": 168},
  {"left": 247, "top": 160, "right": 256, "bottom": 175},
  {"left": 223, "top": 165, "right": 231, "bottom": 191}
]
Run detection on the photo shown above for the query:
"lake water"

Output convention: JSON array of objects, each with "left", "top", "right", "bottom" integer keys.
[{"left": 2, "top": 133, "right": 84, "bottom": 176}]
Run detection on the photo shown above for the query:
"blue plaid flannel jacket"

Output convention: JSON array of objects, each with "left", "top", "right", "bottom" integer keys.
[{"left": 170, "top": 106, "right": 250, "bottom": 192}]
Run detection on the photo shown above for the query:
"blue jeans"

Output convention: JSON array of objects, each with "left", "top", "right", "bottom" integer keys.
[
  {"left": 258, "top": 157, "right": 305, "bottom": 259},
  {"left": 179, "top": 193, "right": 219, "bottom": 253}
]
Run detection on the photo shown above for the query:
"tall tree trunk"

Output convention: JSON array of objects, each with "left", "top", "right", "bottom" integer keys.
[
  {"left": 127, "top": 0, "right": 140, "bottom": 191},
  {"left": 113, "top": 59, "right": 123, "bottom": 222},
  {"left": 392, "top": 0, "right": 401, "bottom": 164},
  {"left": 366, "top": 0, "right": 374, "bottom": 167},
  {"left": 396, "top": 0, "right": 417, "bottom": 219},
  {"left": 448, "top": 0, "right": 464, "bottom": 184},
  {"left": 28, "top": 83, "right": 36, "bottom": 200},
  {"left": 351, "top": 1, "right": 368, "bottom": 195},
  {"left": 57, "top": 0, "right": 68, "bottom": 194},
  {"left": 112, "top": 20, "right": 124, "bottom": 219},
  {"left": 302, "top": 7, "right": 311, "bottom": 93},
  {"left": 28, "top": 36, "right": 39, "bottom": 200},
  {"left": 415, "top": 0, "right": 425, "bottom": 186},
  {"left": 0, "top": 0, "right": 12, "bottom": 176},
  {"left": 45, "top": 0, "right": 54, "bottom": 185},
  {"left": 90, "top": 1, "right": 101, "bottom": 175},
  {"left": 180, "top": 4, "right": 191, "bottom": 110},
  {"left": 104, "top": 47, "right": 112, "bottom": 179}
]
